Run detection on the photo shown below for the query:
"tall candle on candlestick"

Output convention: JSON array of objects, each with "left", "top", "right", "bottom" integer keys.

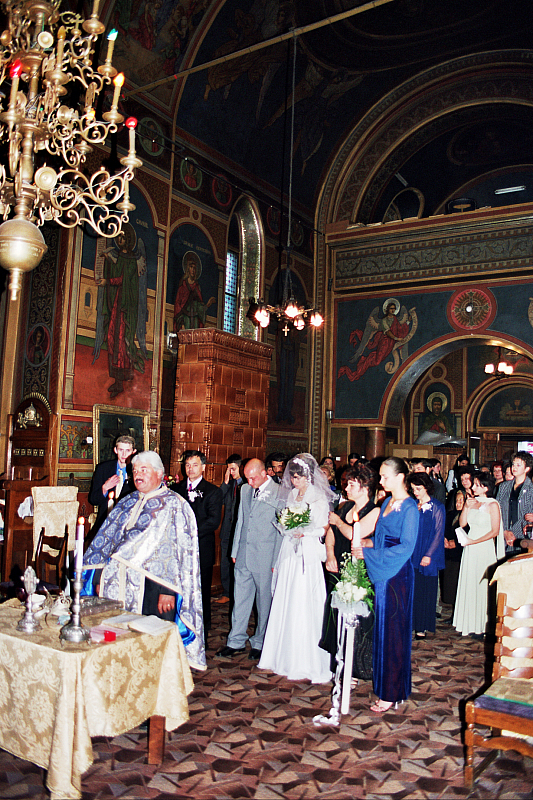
[
  {"left": 9, "top": 59, "right": 23, "bottom": 108},
  {"left": 56, "top": 26, "right": 66, "bottom": 68},
  {"left": 125, "top": 116, "right": 137, "bottom": 156},
  {"left": 75, "top": 516, "right": 84, "bottom": 572},
  {"left": 108, "top": 490, "right": 114, "bottom": 511},
  {"left": 106, "top": 29, "right": 118, "bottom": 64},
  {"left": 111, "top": 72, "right": 124, "bottom": 111}
]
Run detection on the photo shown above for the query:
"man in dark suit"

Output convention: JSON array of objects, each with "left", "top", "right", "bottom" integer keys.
[
  {"left": 218, "top": 453, "right": 243, "bottom": 604},
  {"left": 175, "top": 450, "right": 223, "bottom": 643},
  {"left": 88, "top": 435, "right": 136, "bottom": 537}
]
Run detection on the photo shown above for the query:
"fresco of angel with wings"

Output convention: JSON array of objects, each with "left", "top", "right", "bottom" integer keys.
[{"left": 338, "top": 298, "right": 418, "bottom": 382}]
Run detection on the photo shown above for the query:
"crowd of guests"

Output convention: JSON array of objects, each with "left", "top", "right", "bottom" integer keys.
[
  {"left": 84, "top": 441, "right": 533, "bottom": 715},
  {"left": 216, "top": 448, "right": 532, "bottom": 714}
]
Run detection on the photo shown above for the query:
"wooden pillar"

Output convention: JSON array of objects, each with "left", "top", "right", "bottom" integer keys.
[{"left": 365, "top": 426, "right": 386, "bottom": 460}]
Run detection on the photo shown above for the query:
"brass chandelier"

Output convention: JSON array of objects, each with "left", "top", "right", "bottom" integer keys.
[{"left": 0, "top": 0, "right": 142, "bottom": 300}]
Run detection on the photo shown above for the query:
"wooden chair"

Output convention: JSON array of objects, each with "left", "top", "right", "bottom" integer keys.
[
  {"left": 464, "top": 592, "right": 533, "bottom": 787},
  {"left": 34, "top": 526, "right": 68, "bottom": 589},
  {"left": 0, "top": 478, "right": 48, "bottom": 582}
]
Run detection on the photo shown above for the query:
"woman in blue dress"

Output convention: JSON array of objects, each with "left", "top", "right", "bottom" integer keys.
[
  {"left": 406, "top": 471, "right": 445, "bottom": 639},
  {"left": 353, "top": 457, "right": 419, "bottom": 713}
]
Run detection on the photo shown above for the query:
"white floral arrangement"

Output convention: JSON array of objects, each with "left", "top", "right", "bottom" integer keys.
[
  {"left": 331, "top": 553, "right": 373, "bottom": 618},
  {"left": 276, "top": 503, "right": 311, "bottom": 552}
]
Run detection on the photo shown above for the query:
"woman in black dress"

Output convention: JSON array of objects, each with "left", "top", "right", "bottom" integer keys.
[{"left": 319, "top": 463, "right": 379, "bottom": 682}]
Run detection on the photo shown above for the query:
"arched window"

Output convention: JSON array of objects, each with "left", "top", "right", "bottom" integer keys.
[{"left": 223, "top": 197, "right": 262, "bottom": 339}]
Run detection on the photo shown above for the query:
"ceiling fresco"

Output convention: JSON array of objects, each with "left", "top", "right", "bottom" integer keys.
[{"left": 30, "top": 0, "right": 533, "bottom": 218}]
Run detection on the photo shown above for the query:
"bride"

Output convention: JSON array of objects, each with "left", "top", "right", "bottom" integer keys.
[{"left": 258, "top": 453, "right": 332, "bottom": 683}]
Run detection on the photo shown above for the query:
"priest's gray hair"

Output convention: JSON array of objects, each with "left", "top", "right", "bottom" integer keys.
[{"left": 132, "top": 451, "right": 164, "bottom": 473}]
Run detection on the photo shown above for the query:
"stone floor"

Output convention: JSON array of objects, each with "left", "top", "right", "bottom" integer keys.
[{"left": 1, "top": 598, "right": 532, "bottom": 799}]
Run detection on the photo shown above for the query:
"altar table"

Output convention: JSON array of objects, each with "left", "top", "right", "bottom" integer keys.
[{"left": 0, "top": 604, "right": 194, "bottom": 799}]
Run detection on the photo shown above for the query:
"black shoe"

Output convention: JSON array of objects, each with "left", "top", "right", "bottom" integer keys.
[
  {"left": 415, "top": 632, "right": 426, "bottom": 640},
  {"left": 469, "top": 632, "right": 484, "bottom": 641},
  {"left": 248, "top": 648, "right": 262, "bottom": 660},
  {"left": 215, "top": 645, "right": 246, "bottom": 658}
]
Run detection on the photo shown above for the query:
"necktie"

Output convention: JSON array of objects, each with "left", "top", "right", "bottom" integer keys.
[
  {"left": 188, "top": 482, "right": 193, "bottom": 492},
  {"left": 116, "top": 469, "right": 124, "bottom": 498},
  {"left": 253, "top": 488, "right": 259, "bottom": 499}
]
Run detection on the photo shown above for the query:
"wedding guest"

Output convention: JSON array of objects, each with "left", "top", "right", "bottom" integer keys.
[
  {"left": 265, "top": 452, "right": 286, "bottom": 484},
  {"left": 497, "top": 451, "right": 533, "bottom": 557},
  {"left": 453, "top": 473, "right": 505, "bottom": 639},
  {"left": 353, "top": 457, "right": 419, "bottom": 713},
  {"left": 218, "top": 454, "right": 243, "bottom": 604},
  {"left": 320, "top": 463, "right": 379, "bottom": 682},
  {"left": 445, "top": 454, "right": 470, "bottom": 493},
  {"left": 319, "top": 463, "right": 342, "bottom": 509},
  {"left": 410, "top": 458, "right": 446, "bottom": 504},
  {"left": 88, "top": 435, "right": 136, "bottom": 539},
  {"left": 259, "top": 454, "right": 332, "bottom": 683},
  {"left": 446, "top": 465, "right": 475, "bottom": 511},
  {"left": 440, "top": 489, "right": 465, "bottom": 620},
  {"left": 491, "top": 461, "right": 505, "bottom": 500},
  {"left": 407, "top": 472, "right": 445, "bottom": 639},
  {"left": 175, "top": 451, "right": 223, "bottom": 643}
]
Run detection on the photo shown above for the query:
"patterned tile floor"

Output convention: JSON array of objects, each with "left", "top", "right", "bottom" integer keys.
[{"left": 1, "top": 600, "right": 532, "bottom": 799}]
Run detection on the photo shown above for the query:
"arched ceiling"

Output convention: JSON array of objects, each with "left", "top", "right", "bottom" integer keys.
[{"left": 101, "top": 0, "right": 533, "bottom": 219}]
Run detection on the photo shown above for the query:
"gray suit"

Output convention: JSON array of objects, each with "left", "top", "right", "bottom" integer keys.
[
  {"left": 497, "top": 476, "right": 533, "bottom": 555},
  {"left": 227, "top": 478, "right": 282, "bottom": 650}
]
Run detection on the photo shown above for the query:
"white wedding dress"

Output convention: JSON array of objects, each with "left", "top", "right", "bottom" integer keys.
[{"left": 258, "top": 484, "right": 332, "bottom": 683}]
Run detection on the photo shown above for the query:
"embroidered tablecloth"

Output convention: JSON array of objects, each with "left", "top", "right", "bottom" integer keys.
[{"left": 0, "top": 604, "right": 193, "bottom": 799}]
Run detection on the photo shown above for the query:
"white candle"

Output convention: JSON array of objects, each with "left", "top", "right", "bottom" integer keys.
[
  {"left": 352, "top": 521, "right": 361, "bottom": 549},
  {"left": 111, "top": 72, "right": 124, "bottom": 111},
  {"left": 75, "top": 516, "right": 84, "bottom": 572},
  {"left": 125, "top": 116, "right": 137, "bottom": 155},
  {"left": 108, "top": 490, "right": 114, "bottom": 511},
  {"left": 106, "top": 29, "right": 118, "bottom": 64}
]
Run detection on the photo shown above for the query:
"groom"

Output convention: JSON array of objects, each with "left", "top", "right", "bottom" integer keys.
[{"left": 216, "top": 458, "right": 282, "bottom": 661}]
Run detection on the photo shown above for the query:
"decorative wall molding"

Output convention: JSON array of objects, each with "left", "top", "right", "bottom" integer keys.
[{"left": 332, "top": 219, "right": 533, "bottom": 288}]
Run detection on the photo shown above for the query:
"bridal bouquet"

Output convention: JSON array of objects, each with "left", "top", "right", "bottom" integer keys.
[
  {"left": 277, "top": 504, "right": 311, "bottom": 529},
  {"left": 332, "top": 553, "right": 373, "bottom": 616},
  {"left": 277, "top": 503, "right": 311, "bottom": 552}
]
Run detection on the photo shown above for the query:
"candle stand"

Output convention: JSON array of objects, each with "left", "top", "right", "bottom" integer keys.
[{"left": 60, "top": 569, "right": 90, "bottom": 643}]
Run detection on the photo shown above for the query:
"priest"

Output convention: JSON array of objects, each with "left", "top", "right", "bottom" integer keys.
[{"left": 82, "top": 450, "right": 205, "bottom": 670}]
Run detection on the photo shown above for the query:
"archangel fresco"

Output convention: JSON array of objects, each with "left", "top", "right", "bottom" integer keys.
[{"left": 338, "top": 298, "right": 418, "bottom": 382}]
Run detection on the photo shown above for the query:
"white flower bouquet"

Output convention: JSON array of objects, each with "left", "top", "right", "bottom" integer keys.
[
  {"left": 277, "top": 504, "right": 311, "bottom": 529},
  {"left": 276, "top": 503, "right": 311, "bottom": 552},
  {"left": 331, "top": 553, "right": 374, "bottom": 618}
]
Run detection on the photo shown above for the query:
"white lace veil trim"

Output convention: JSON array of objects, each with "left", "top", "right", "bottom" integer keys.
[{"left": 278, "top": 453, "right": 334, "bottom": 509}]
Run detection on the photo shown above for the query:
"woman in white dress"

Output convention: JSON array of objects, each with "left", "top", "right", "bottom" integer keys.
[
  {"left": 258, "top": 454, "right": 332, "bottom": 683},
  {"left": 453, "top": 472, "right": 505, "bottom": 639}
]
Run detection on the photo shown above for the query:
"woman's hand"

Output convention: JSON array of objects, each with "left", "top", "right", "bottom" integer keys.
[
  {"left": 352, "top": 546, "right": 364, "bottom": 560},
  {"left": 420, "top": 556, "right": 431, "bottom": 567},
  {"left": 325, "top": 555, "right": 338, "bottom": 572},
  {"left": 328, "top": 511, "right": 340, "bottom": 526},
  {"left": 444, "top": 538, "right": 456, "bottom": 549},
  {"left": 504, "top": 529, "right": 515, "bottom": 546}
]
